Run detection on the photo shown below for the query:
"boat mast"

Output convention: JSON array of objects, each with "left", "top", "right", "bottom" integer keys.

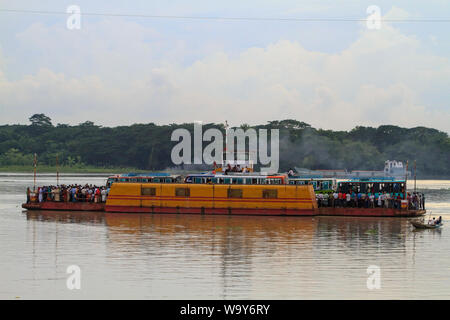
[
  {"left": 224, "top": 120, "right": 229, "bottom": 163},
  {"left": 33, "top": 153, "right": 37, "bottom": 192},
  {"left": 405, "top": 160, "right": 408, "bottom": 201},
  {"left": 56, "top": 155, "right": 59, "bottom": 186},
  {"left": 414, "top": 160, "right": 417, "bottom": 193}
]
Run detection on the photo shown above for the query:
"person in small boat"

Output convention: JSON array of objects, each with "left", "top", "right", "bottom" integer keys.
[
  {"left": 436, "top": 216, "right": 442, "bottom": 225},
  {"left": 428, "top": 217, "right": 436, "bottom": 225}
]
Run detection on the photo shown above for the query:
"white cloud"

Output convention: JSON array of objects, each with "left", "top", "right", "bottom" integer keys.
[{"left": 0, "top": 8, "right": 449, "bottom": 132}]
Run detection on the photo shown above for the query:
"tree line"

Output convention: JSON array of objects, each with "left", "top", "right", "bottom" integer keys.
[{"left": 0, "top": 115, "right": 449, "bottom": 177}]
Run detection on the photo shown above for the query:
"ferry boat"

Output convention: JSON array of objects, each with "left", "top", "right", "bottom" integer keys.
[{"left": 21, "top": 163, "right": 426, "bottom": 217}]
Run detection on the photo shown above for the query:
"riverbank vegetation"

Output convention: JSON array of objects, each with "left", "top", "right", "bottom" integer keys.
[{"left": 1, "top": 115, "right": 449, "bottom": 177}]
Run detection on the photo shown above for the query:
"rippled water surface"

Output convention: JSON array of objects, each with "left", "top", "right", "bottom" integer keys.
[{"left": 0, "top": 174, "right": 449, "bottom": 299}]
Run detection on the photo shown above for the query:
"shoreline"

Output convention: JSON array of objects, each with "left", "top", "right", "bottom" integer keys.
[
  {"left": 1, "top": 165, "right": 450, "bottom": 180},
  {"left": 0, "top": 165, "right": 147, "bottom": 174}
]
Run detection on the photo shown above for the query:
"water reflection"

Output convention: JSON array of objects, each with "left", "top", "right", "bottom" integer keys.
[
  {"left": 19, "top": 198, "right": 450, "bottom": 299},
  {"left": 26, "top": 210, "right": 105, "bottom": 225}
]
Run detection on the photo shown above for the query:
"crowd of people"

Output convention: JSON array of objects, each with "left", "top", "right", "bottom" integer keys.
[
  {"left": 26, "top": 185, "right": 109, "bottom": 204},
  {"left": 223, "top": 164, "right": 252, "bottom": 174},
  {"left": 316, "top": 191, "right": 425, "bottom": 210}
]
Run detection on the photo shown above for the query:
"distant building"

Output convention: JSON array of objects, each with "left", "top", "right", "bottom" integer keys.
[
  {"left": 384, "top": 160, "right": 406, "bottom": 177},
  {"left": 295, "top": 160, "right": 410, "bottom": 179}
]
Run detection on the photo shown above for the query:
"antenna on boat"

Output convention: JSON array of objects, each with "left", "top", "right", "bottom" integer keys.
[
  {"left": 33, "top": 153, "right": 37, "bottom": 192},
  {"left": 224, "top": 120, "right": 229, "bottom": 162},
  {"left": 56, "top": 154, "right": 59, "bottom": 186},
  {"left": 414, "top": 160, "right": 417, "bottom": 193},
  {"left": 405, "top": 160, "right": 408, "bottom": 203}
]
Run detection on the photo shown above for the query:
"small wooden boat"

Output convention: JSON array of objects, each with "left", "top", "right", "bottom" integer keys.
[{"left": 411, "top": 220, "right": 443, "bottom": 229}]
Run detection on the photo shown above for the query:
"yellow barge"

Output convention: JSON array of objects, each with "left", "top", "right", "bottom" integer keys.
[{"left": 105, "top": 183, "right": 318, "bottom": 216}]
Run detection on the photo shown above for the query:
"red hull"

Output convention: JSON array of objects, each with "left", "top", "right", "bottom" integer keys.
[
  {"left": 318, "top": 207, "right": 426, "bottom": 217},
  {"left": 105, "top": 205, "right": 425, "bottom": 217},
  {"left": 22, "top": 202, "right": 105, "bottom": 211},
  {"left": 22, "top": 203, "right": 425, "bottom": 217}
]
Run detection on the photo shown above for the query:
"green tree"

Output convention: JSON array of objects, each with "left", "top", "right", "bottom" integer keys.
[{"left": 29, "top": 114, "right": 52, "bottom": 127}]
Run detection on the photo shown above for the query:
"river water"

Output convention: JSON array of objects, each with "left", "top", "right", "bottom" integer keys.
[{"left": 0, "top": 174, "right": 449, "bottom": 299}]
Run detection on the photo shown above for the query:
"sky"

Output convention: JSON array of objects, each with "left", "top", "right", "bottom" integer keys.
[{"left": 0, "top": 0, "right": 449, "bottom": 132}]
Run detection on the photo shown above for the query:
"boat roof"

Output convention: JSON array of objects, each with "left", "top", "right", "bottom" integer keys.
[
  {"left": 289, "top": 176, "right": 335, "bottom": 180},
  {"left": 121, "top": 172, "right": 171, "bottom": 177},
  {"left": 109, "top": 173, "right": 180, "bottom": 178},
  {"left": 340, "top": 177, "right": 406, "bottom": 183},
  {"left": 186, "top": 173, "right": 284, "bottom": 179}
]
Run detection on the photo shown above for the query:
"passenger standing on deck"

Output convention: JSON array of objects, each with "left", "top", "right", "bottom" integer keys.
[
  {"left": 88, "top": 188, "right": 93, "bottom": 202},
  {"left": 407, "top": 192, "right": 412, "bottom": 209},
  {"left": 38, "top": 187, "right": 43, "bottom": 203},
  {"left": 361, "top": 192, "right": 367, "bottom": 208},
  {"left": 71, "top": 186, "right": 76, "bottom": 202},
  {"left": 101, "top": 187, "right": 107, "bottom": 203},
  {"left": 395, "top": 194, "right": 401, "bottom": 209},
  {"left": 54, "top": 186, "right": 60, "bottom": 202},
  {"left": 369, "top": 194, "right": 375, "bottom": 208},
  {"left": 384, "top": 192, "right": 390, "bottom": 208},
  {"left": 350, "top": 191, "right": 355, "bottom": 207},
  {"left": 323, "top": 193, "right": 329, "bottom": 207},
  {"left": 345, "top": 193, "right": 351, "bottom": 207},
  {"left": 333, "top": 192, "right": 338, "bottom": 207},
  {"left": 95, "top": 187, "right": 101, "bottom": 203}
]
